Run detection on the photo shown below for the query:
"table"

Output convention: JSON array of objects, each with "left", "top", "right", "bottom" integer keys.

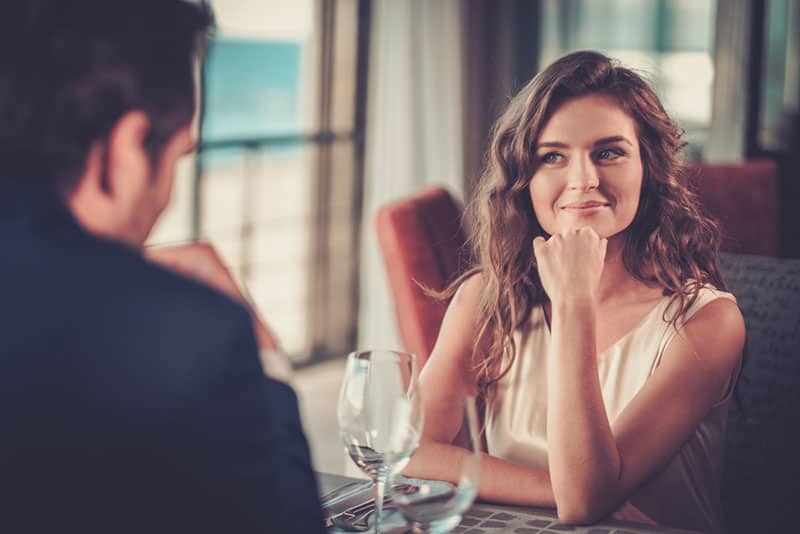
[{"left": 318, "top": 473, "right": 702, "bottom": 534}]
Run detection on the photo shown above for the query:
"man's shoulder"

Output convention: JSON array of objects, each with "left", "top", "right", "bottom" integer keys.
[
  {"left": 14, "top": 224, "right": 252, "bottom": 349},
  {"left": 3, "top": 203, "right": 245, "bottom": 319},
  {"left": 72, "top": 243, "right": 263, "bottom": 395},
  {"left": 98, "top": 244, "right": 254, "bottom": 344},
  {"left": 2, "top": 206, "right": 261, "bottom": 378},
  {"left": 73, "top": 231, "right": 247, "bottom": 316}
]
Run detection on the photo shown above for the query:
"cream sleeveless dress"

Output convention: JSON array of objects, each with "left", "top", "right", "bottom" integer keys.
[{"left": 485, "top": 286, "right": 738, "bottom": 533}]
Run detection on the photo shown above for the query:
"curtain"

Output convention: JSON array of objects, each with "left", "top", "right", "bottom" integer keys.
[{"left": 356, "top": 0, "right": 466, "bottom": 352}]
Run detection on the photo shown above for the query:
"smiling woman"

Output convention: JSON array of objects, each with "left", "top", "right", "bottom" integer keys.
[
  {"left": 529, "top": 94, "right": 643, "bottom": 241},
  {"left": 403, "top": 50, "right": 745, "bottom": 534}
]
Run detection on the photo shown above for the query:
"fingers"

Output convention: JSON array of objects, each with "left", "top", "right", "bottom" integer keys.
[
  {"left": 533, "top": 228, "right": 607, "bottom": 264},
  {"left": 552, "top": 226, "right": 603, "bottom": 245},
  {"left": 532, "top": 235, "right": 547, "bottom": 260}
]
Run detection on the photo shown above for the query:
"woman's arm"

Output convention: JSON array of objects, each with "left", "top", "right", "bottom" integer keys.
[
  {"left": 535, "top": 229, "right": 745, "bottom": 523},
  {"left": 402, "top": 273, "right": 556, "bottom": 506},
  {"left": 406, "top": 441, "right": 554, "bottom": 505}
]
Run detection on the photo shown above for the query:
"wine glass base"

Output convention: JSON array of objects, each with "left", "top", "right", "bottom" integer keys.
[
  {"left": 367, "top": 508, "right": 407, "bottom": 533},
  {"left": 406, "top": 515, "right": 462, "bottom": 534},
  {"left": 332, "top": 510, "right": 463, "bottom": 534}
]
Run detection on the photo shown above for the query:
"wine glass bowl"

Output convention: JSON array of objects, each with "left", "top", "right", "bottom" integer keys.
[
  {"left": 338, "top": 350, "right": 423, "bottom": 533},
  {"left": 388, "top": 396, "right": 481, "bottom": 533}
]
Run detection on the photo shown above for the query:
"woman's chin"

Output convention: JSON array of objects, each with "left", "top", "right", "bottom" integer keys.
[{"left": 551, "top": 222, "right": 607, "bottom": 237}]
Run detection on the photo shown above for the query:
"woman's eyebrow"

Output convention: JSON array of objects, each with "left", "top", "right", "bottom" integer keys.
[
  {"left": 535, "top": 136, "right": 634, "bottom": 150},
  {"left": 535, "top": 141, "right": 569, "bottom": 149},
  {"left": 593, "top": 135, "right": 633, "bottom": 147}
]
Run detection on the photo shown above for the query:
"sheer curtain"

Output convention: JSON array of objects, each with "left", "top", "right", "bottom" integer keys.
[{"left": 357, "top": 0, "right": 466, "bottom": 352}]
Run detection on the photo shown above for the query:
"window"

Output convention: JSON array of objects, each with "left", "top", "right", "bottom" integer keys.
[
  {"left": 538, "top": 0, "right": 717, "bottom": 157},
  {"left": 150, "top": 0, "right": 368, "bottom": 362},
  {"left": 759, "top": 0, "right": 799, "bottom": 151}
]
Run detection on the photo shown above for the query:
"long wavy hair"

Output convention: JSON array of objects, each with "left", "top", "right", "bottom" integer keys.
[{"left": 454, "top": 50, "right": 725, "bottom": 399}]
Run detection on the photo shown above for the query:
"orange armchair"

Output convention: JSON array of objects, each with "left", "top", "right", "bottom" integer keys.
[{"left": 374, "top": 186, "right": 469, "bottom": 368}]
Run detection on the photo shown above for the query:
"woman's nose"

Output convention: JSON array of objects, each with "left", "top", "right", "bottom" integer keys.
[{"left": 566, "top": 157, "right": 600, "bottom": 191}]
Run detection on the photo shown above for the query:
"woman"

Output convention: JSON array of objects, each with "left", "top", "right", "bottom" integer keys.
[{"left": 406, "top": 50, "right": 745, "bottom": 533}]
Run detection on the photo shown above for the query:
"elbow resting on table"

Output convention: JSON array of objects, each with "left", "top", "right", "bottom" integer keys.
[
  {"left": 554, "top": 482, "right": 618, "bottom": 525},
  {"left": 553, "top": 453, "right": 623, "bottom": 524},
  {"left": 556, "top": 499, "right": 606, "bottom": 525}
]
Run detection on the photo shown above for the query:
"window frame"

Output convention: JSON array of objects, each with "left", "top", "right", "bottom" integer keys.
[{"left": 192, "top": 0, "right": 371, "bottom": 365}]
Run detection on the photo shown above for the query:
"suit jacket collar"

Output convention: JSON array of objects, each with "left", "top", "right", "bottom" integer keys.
[{"left": 0, "top": 175, "right": 64, "bottom": 217}]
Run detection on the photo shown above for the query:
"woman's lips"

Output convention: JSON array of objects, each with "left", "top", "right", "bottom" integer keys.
[{"left": 561, "top": 201, "right": 610, "bottom": 213}]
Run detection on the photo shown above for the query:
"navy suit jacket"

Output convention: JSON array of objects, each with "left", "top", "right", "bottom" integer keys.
[{"left": 0, "top": 178, "right": 325, "bottom": 533}]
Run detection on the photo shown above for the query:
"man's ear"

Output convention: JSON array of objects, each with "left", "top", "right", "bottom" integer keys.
[
  {"left": 105, "top": 111, "right": 151, "bottom": 197},
  {"left": 65, "top": 111, "right": 153, "bottom": 243}
]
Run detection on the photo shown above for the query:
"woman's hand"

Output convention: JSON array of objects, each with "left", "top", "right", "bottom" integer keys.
[{"left": 532, "top": 227, "right": 607, "bottom": 306}]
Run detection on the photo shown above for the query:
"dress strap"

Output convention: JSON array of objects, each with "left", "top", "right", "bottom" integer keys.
[{"left": 650, "top": 287, "right": 737, "bottom": 376}]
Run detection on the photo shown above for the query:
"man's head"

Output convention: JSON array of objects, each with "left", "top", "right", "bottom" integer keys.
[{"left": 0, "top": 0, "right": 213, "bottom": 245}]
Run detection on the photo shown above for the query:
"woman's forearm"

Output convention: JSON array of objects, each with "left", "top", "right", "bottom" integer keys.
[
  {"left": 547, "top": 299, "right": 621, "bottom": 521},
  {"left": 402, "top": 440, "right": 556, "bottom": 507}
]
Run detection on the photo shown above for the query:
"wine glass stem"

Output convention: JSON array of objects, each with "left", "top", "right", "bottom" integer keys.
[{"left": 373, "top": 470, "right": 387, "bottom": 534}]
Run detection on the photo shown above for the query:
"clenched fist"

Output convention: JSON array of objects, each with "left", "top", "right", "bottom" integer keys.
[{"left": 532, "top": 227, "right": 607, "bottom": 306}]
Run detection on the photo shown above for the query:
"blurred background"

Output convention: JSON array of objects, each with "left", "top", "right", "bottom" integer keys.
[{"left": 148, "top": 0, "right": 800, "bottom": 474}]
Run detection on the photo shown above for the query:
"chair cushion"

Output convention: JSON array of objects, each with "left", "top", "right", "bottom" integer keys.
[{"left": 719, "top": 252, "right": 800, "bottom": 532}]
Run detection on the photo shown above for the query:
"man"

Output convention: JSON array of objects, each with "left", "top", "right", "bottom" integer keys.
[{"left": 0, "top": 1, "right": 324, "bottom": 532}]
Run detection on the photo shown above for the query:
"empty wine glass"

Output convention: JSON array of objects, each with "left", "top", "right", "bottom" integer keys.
[
  {"left": 338, "top": 350, "right": 424, "bottom": 533},
  {"left": 388, "top": 396, "right": 481, "bottom": 533}
]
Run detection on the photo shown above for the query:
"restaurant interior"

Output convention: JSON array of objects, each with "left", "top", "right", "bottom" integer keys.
[{"left": 144, "top": 0, "right": 798, "bottom": 532}]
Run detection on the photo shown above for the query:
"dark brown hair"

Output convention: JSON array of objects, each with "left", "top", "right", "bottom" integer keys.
[
  {"left": 454, "top": 50, "right": 724, "bottom": 397},
  {"left": 0, "top": 0, "right": 213, "bottom": 190}
]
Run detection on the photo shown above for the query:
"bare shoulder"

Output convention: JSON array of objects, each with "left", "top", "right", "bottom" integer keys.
[
  {"left": 422, "top": 272, "right": 486, "bottom": 392},
  {"left": 451, "top": 272, "right": 485, "bottom": 309},
  {"left": 686, "top": 297, "right": 745, "bottom": 344},
  {"left": 677, "top": 296, "right": 745, "bottom": 375},
  {"left": 440, "top": 272, "right": 487, "bottom": 342},
  {"left": 439, "top": 271, "right": 486, "bottom": 343}
]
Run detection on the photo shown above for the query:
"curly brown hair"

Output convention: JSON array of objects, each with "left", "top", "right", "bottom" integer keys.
[{"left": 453, "top": 50, "right": 725, "bottom": 398}]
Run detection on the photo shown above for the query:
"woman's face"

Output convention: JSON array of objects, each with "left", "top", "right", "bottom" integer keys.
[{"left": 528, "top": 94, "right": 643, "bottom": 241}]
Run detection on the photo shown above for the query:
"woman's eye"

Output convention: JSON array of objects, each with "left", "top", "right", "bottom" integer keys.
[
  {"left": 596, "top": 148, "right": 624, "bottom": 161},
  {"left": 540, "top": 152, "right": 563, "bottom": 164}
]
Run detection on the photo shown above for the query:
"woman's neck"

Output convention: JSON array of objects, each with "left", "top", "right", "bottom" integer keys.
[{"left": 597, "top": 235, "right": 657, "bottom": 306}]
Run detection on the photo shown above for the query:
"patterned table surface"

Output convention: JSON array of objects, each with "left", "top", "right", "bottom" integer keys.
[{"left": 318, "top": 473, "right": 702, "bottom": 534}]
